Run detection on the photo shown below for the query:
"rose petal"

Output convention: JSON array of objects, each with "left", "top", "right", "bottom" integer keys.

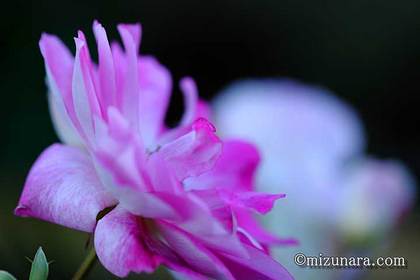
[
  {"left": 117, "top": 24, "right": 141, "bottom": 130},
  {"left": 138, "top": 56, "right": 172, "bottom": 148},
  {"left": 180, "top": 77, "right": 198, "bottom": 125},
  {"left": 231, "top": 192, "right": 285, "bottom": 215},
  {"left": 219, "top": 244, "right": 293, "bottom": 280},
  {"left": 196, "top": 100, "right": 212, "bottom": 120},
  {"left": 48, "top": 91, "right": 84, "bottom": 147},
  {"left": 184, "top": 140, "right": 260, "bottom": 191},
  {"left": 236, "top": 210, "right": 298, "bottom": 247},
  {"left": 15, "top": 144, "right": 115, "bottom": 232},
  {"left": 94, "top": 206, "right": 158, "bottom": 277},
  {"left": 93, "top": 21, "right": 117, "bottom": 110},
  {"left": 159, "top": 118, "right": 222, "bottom": 180},
  {"left": 39, "top": 34, "right": 82, "bottom": 146},
  {"left": 158, "top": 221, "right": 235, "bottom": 280},
  {"left": 94, "top": 107, "right": 147, "bottom": 192},
  {"left": 72, "top": 35, "right": 101, "bottom": 142}
]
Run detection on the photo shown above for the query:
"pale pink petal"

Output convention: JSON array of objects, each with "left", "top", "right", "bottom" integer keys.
[
  {"left": 187, "top": 225, "right": 249, "bottom": 261},
  {"left": 191, "top": 188, "right": 292, "bottom": 253},
  {"left": 230, "top": 192, "right": 285, "bottom": 215},
  {"left": 156, "top": 124, "right": 192, "bottom": 147},
  {"left": 190, "top": 188, "right": 236, "bottom": 232},
  {"left": 189, "top": 188, "right": 283, "bottom": 231},
  {"left": 196, "top": 99, "right": 212, "bottom": 120},
  {"left": 116, "top": 191, "right": 184, "bottom": 221},
  {"left": 120, "top": 188, "right": 248, "bottom": 259},
  {"left": 93, "top": 21, "right": 117, "bottom": 110},
  {"left": 159, "top": 95, "right": 209, "bottom": 148},
  {"left": 48, "top": 91, "right": 84, "bottom": 147},
  {"left": 94, "top": 112, "right": 190, "bottom": 220},
  {"left": 116, "top": 190, "right": 224, "bottom": 231},
  {"left": 185, "top": 140, "right": 260, "bottom": 191},
  {"left": 121, "top": 23, "right": 142, "bottom": 52},
  {"left": 216, "top": 140, "right": 260, "bottom": 191},
  {"left": 236, "top": 210, "right": 298, "bottom": 246},
  {"left": 110, "top": 41, "right": 126, "bottom": 109},
  {"left": 93, "top": 112, "right": 196, "bottom": 221},
  {"left": 180, "top": 77, "right": 198, "bottom": 125},
  {"left": 138, "top": 56, "right": 172, "bottom": 148},
  {"left": 171, "top": 193, "right": 248, "bottom": 259},
  {"left": 157, "top": 221, "right": 235, "bottom": 280},
  {"left": 146, "top": 151, "right": 182, "bottom": 193},
  {"left": 76, "top": 30, "right": 99, "bottom": 96},
  {"left": 159, "top": 118, "right": 222, "bottom": 180},
  {"left": 72, "top": 35, "right": 101, "bottom": 142},
  {"left": 94, "top": 107, "right": 146, "bottom": 191},
  {"left": 218, "top": 244, "right": 293, "bottom": 280},
  {"left": 39, "top": 34, "right": 82, "bottom": 146},
  {"left": 15, "top": 144, "right": 115, "bottom": 232},
  {"left": 236, "top": 227, "right": 265, "bottom": 251},
  {"left": 117, "top": 24, "right": 141, "bottom": 129},
  {"left": 94, "top": 206, "right": 158, "bottom": 277},
  {"left": 39, "top": 34, "right": 73, "bottom": 100}
]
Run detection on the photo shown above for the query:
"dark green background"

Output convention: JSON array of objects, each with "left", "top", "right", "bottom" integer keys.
[{"left": 1, "top": 0, "right": 419, "bottom": 279}]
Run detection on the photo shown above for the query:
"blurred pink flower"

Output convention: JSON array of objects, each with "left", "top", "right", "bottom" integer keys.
[{"left": 14, "top": 22, "right": 292, "bottom": 279}]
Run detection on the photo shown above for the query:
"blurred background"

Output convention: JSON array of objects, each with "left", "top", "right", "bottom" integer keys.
[{"left": 0, "top": 0, "right": 419, "bottom": 279}]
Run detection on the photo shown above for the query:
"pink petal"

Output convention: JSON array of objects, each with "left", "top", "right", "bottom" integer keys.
[
  {"left": 236, "top": 210, "right": 298, "bottom": 247},
  {"left": 170, "top": 193, "right": 248, "bottom": 259},
  {"left": 138, "top": 56, "right": 172, "bottom": 148},
  {"left": 48, "top": 91, "right": 84, "bottom": 147},
  {"left": 39, "top": 34, "right": 73, "bottom": 100},
  {"left": 185, "top": 140, "right": 260, "bottom": 191},
  {"left": 216, "top": 140, "right": 260, "bottom": 191},
  {"left": 94, "top": 107, "right": 147, "bottom": 191},
  {"left": 146, "top": 151, "right": 182, "bottom": 193},
  {"left": 231, "top": 192, "right": 285, "bottom": 215},
  {"left": 115, "top": 191, "right": 184, "bottom": 221},
  {"left": 72, "top": 35, "right": 101, "bottom": 142},
  {"left": 94, "top": 118, "right": 199, "bottom": 220},
  {"left": 191, "top": 189, "right": 291, "bottom": 253},
  {"left": 196, "top": 99, "right": 212, "bottom": 120},
  {"left": 39, "top": 34, "right": 82, "bottom": 146},
  {"left": 159, "top": 118, "right": 222, "bottom": 180},
  {"left": 110, "top": 41, "right": 126, "bottom": 109},
  {"left": 180, "top": 77, "right": 199, "bottom": 125},
  {"left": 184, "top": 227, "right": 249, "bottom": 261},
  {"left": 94, "top": 206, "right": 158, "bottom": 277},
  {"left": 120, "top": 23, "right": 142, "bottom": 52},
  {"left": 218, "top": 244, "right": 294, "bottom": 280},
  {"left": 123, "top": 189, "right": 248, "bottom": 259},
  {"left": 157, "top": 221, "right": 235, "bottom": 280},
  {"left": 190, "top": 188, "right": 236, "bottom": 232},
  {"left": 117, "top": 190, "right": 223, "bottom": 231},
  {"left": 194, "top": 188, "right": 283, "bottom": 216},
  {"left": 93, "top": 21, "right": 117, "bottom": 110},
  {"left": 117, "top": 24, "right": 141, "bottom": 130},
  {"left": 15, "top": 144, "right": 115, "bottom": 232},
  {"left": 76, "top": 30, "right": 98, "bottom": 95}
]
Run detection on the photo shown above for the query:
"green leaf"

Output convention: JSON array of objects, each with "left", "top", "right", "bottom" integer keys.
[
  {"left": 0, "top": 270, "right": 17, "bottom": 280},
  {"left": 29, "top": 247, "right": 49, "bottom": 280}
]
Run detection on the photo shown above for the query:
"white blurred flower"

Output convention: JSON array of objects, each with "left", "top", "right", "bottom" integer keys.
[{"left": 213, "top": 79, "right": 416, "bottom": 280}]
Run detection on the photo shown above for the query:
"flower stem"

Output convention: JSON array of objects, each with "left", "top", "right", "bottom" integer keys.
[{"left": 72, "top": 247, "right": 97, "bottom": 280}]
